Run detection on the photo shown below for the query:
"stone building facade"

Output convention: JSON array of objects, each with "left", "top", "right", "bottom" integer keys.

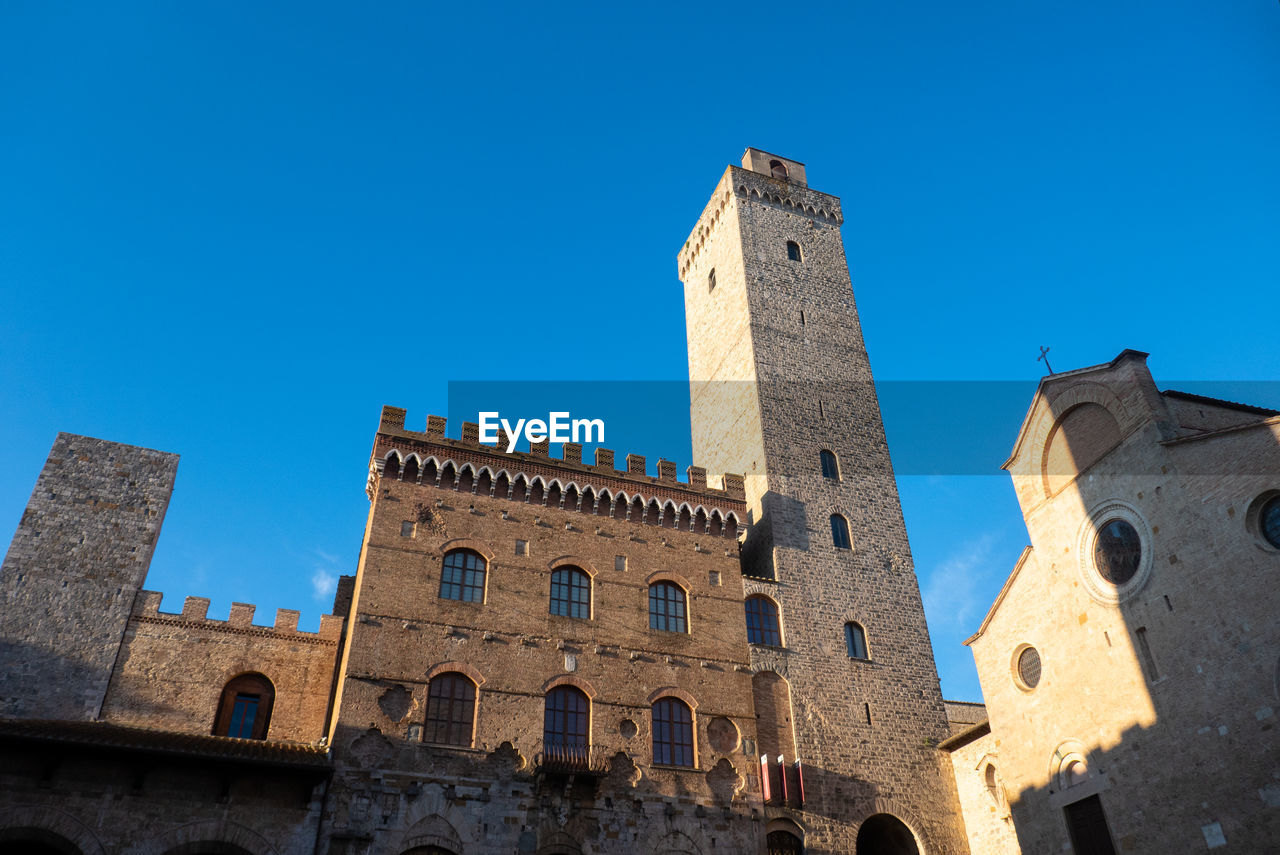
[
  {"left": 11, "top": 149, "right": 1274, "bottom": 855},
  {"left": 946, "top": 350, "right": 1280, "bottom": 854},
  {"left": 0, "top": 149, "right": 969, "bottom": 854}
]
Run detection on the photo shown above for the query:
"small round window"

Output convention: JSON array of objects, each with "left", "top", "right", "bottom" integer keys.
[
  {"left": 1260, "top": 496, "right": 1280, "bottom": 550},
  {"left": 1094, "top": 519, "right": 1141, "bottom": 584},
  {"left": 1016, "top": 646, "right": 1042, "bottom": 690}
]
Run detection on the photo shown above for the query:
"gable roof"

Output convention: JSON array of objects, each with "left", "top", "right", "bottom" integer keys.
[{"left": 964, "top": 545, "right": 1033, "bottom": 645}]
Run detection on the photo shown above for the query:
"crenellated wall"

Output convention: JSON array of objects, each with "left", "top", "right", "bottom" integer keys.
[{"left": 99, "top": 591, "right": 343, "bottom": 743}]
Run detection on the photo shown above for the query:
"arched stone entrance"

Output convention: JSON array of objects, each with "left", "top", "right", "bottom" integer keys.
[
  {"left": 0, "top": 828, "right": 83, "bottom": 855},
  {"left": 855, "top": 813, "right": 920, "bottom": 855}
]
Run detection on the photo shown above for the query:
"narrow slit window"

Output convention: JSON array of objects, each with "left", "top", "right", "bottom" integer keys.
[
  {"left": 1136, "top": 627, "right": 1159, "bottom": 681},
  {"left": 708, "top": 268, "right": 716, "bottom": 293},
  {"left": 830, "top": 514, "right": 852, "bottom": 550},
  {"left": 820, "top": 450, "right": 839, "bottom": 480},
  {"left": 845, "top": 622, "right": 869, "bottom": 660},
  {"left": 786, "top": 241, "right": 801, "bottom": 262}
]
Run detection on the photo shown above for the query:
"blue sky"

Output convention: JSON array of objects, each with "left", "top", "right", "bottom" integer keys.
[{"left": 1, "top": 2, "right": 1277, "bottom": 702}]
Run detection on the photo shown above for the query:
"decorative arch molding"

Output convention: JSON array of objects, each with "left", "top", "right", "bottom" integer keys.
[
  {"left": 398, "top": 813, "right": 465, "bottom": 855},
  {"left": 647, "top": 829, "right": 705, "bottom": 855},
  {"left": 764, "top": 816, "right": 806, "bottom": 839},
  {"left": 742, "top": 579, "right": 779, "bottom": 599},
  {"left": 535, "top": 831, "right": 584, "bottom": 855},
  {"left": 547, "top": 555, "right": 598, "bottom": 577},
  {"left": 542, "top": 674, "right": 597, "bottom": 699},
  {"left": 645, "top": 570, "right": 693, "bottom": 592},
  {"left": 0, "top": 805, "right": 106, "bottom": 855},
  {"left": 1023, "top": 381, "right": 1134, "bottom": 495},
  {"left": 425, "top": 660, "right": 485, "bottom": 686},
  {"left": 853, "top": 806, "right": 926, "bottom": 854},
  {"left": 372, "top": 449, "right": 746, "bottom": 535},
  {"left": 135, "top": 819, "right": 279, "bottom": 855},
  {"left": 645, "top": 686, "right": 699, "bottom": 709},
  {"left": 436, "top": 538, "right": 495, "bottom": 560},
  {"left": 1048, "top": 738, "right": 1094, "bottom": 793}
]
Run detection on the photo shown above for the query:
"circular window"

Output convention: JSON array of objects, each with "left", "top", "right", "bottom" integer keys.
[
  {"left": 1078, "top": 501, "right": 1153, "bottom": 604},
  {"left": 1015, "top": 646, "right": 1042, "bottom": 690},
  {"left": 1260, "top": 496, "right": 1280, "bottom": 550},
  {"left": 1094, "top": 519, "right": 1142, "bottom": 584}
]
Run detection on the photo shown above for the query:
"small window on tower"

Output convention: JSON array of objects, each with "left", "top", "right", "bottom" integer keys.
[
  {"left": 786, "top": 241, "right": 802, "bottom": 262},
  {"left": 400, "top": 521, "right": 415, "bottom": 538},
  {"left": 708, "top": 268, "right": 716, "bottom": 293},
  {"left": 830, "top": 514, "right": 852, "bottom": 550},
  {"left": 820, "top": 450, "right": 839, "bottom": 480},
  {"left": 515, "top": 540, "right": 528, "bottom": 556},
  {"left": 769, "top": 159, "right": 789, "bottom": 180}
]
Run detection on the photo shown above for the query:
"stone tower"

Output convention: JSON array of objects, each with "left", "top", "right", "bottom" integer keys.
[
  {"left": 679, "top": 149, "right": 969, "bottom": 853},
  {"left": 0, "top": 433, "right": 178, "bottom": 720}
]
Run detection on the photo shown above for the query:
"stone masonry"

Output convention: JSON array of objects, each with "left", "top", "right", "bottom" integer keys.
[{"left": 679, "top": 150, "right": 970, "bottom": 853}]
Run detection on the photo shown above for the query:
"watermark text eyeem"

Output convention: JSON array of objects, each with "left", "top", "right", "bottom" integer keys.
[{"left": 478, "top": 412, "right": 605, "bottom": 453}]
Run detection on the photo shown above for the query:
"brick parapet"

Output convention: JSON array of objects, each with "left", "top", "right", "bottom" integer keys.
[
  {"left": 370, "top": 409, "right": 747, "bottom": 517},
  {"left": 132, "top": 590, "right": 344, "bottom": 644}
]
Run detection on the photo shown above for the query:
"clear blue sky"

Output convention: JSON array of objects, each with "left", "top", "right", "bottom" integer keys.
[{"left": 2, "top": 2, "right": 1277, "bottom": 702}]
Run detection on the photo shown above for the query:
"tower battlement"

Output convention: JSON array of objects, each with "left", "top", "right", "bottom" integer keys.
[
  {"left": 131, "top": 591, "right": 345, "bottom": 643},
  {"left": 372, "top": 407, "right": 747, "bottom": 529}
]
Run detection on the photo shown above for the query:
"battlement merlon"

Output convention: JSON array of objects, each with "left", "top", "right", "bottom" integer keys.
[
  {"left": 131, "top": 591, "right": 344, "bottom": 642},
  {"left": 371, "top": 407, "right": 747, "bottom": 507},
  {"left": 677, "top": 153, "right": 843, "bottom": 277}
]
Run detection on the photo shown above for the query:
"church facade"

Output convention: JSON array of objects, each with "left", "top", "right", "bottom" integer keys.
[{"left": 2, "top": 150, "right": 1276, "bottom": 855}]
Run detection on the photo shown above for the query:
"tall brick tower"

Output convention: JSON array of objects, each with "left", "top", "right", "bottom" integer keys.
[{"left": 679, "top": 150, "right": 969, "bottom": 853}]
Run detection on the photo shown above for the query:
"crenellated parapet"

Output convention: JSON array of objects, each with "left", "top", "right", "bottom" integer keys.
[
  {"left": 678, "top": 165, "right": 843, "bottom": 279},
  {"left": 131, "top": 591, "right": 344, "bottom": 644},
  {"left": 368, "top": 407, "right": 747, "bottom": 537}
]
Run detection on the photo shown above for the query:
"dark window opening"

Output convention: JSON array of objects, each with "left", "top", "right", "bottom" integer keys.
[
  {"left": 649, "top": 581, "right": 688, "bottom": 633},
  {"left": 440, "top": 549, "right": 486, "bottom": 602},
  {"left": 708, "top": 268, "right": 717, "bottom": 293},
  {"left": 550, "top": 566, "right": 591, "bottom": 619},
  {"left": 820, "top": 450, "right": 839, "bottom": 480},
  {"left": 1094, "top": 519, "right": 1141, "bottom": 584},
  {"left": 845, "top": 622, "right": 868, "bottom": 660},
  {"left": 786, "top": 241, "right": 801, "bottom": 261},
  {"left": 544, "top": 686, "right": 589, "bottom": 762},
  {"left": 214, "top": 673, "right": 274, "bottom": 740},
  {"left": 769, "top": 159, "right": 789, "bottom": 180},
  {"left": 651, "top": 697, "right": 695, "bottom": 767},
  {"left": 830, "top": 514, "right": 852, "bottom": 550},
  {"left": 746, "top": 596, "right": 782, "bottom": 646},
  {"left": 425, "top": 672, "right": 477, "bottom": 746}
]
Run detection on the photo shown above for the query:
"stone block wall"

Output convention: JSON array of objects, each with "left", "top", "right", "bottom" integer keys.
[
  {"left": 100, "top": 592, "right": 343, "bottom": 742},
  {"left": 0, "top": 433, "right": 178, "bottom": 720}
]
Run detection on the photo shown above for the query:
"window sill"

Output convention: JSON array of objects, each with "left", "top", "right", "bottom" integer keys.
[
  {"left": 649, "top": 762, "right": 701, "bottom": 773},
  {"left": 750, "top": 643, "right": 787, "bottom": 652},
  {"left": 418, "top": 742, "right": 486, "bottom": 754}
]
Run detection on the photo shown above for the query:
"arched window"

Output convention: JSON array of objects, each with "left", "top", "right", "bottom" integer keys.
[
  {"left": 820, "top": 449, "right": 839, "bottom": 480},
  {"left": 550, "top": 566, "right": 590, "bottom": 619},
  {"left": 651, "top": 697, "right": 695, "bottom": 767},
  {"left": 769, "top": 159, "right": 788, "bottom": 180},
  {"left": 440, "top": 549, "right": 486, "bottom": 602},
  {"left": 786, "top": 241, "right": 802, "bottom": 262},
  {"left": 544, "top": 686, "right": 590, "bottom": 764},
  {"left": 708, "top": 268, "right": 717, "bottom": 293},
  {"left": 213, "top": 673, "right": 274, "bottom": 740},
  {"left": 424, "top": 672, "right": 477, "bottom": 746},
  {"left": 649, "top": 581, "right": 688, "bottom": 633},
  {"left": 845, "top": 622, "right": 869, "bottom": 660},
  {"left": 830, "top": 514, "right": 852, "bottom": 550},
  {"left": 745, "top": 595, "right": 782, "bottom": 646}
]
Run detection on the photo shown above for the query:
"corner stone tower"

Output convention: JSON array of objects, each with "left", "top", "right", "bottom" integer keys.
[
  {"left": 679, "top": 150, "right": 969, "bottom": 853},
  {"left": 0, "top": 433, "right": 178, "bottom": 720}
]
